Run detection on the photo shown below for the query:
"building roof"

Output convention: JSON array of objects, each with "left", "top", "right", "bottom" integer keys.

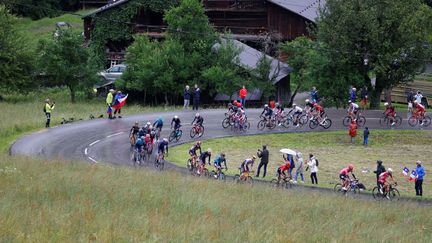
[
  {"left": 82, "top": 0, "right": 131, "bottom": 18},
  {"left": 267, "top": 0, "right": 326, "bottom": 23},
  {"left": 213, "top": 39, "right": 292, "bottom": 84}
]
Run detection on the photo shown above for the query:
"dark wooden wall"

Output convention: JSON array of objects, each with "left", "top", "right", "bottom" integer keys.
[{"left": 267, "top": 2, "right": 310, "bottom": 41}]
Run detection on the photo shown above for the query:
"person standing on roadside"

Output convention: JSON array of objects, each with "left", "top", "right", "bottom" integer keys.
[
  {"left": 415, "top": 91, "right": 423, "bottom": 104},
  {"left": 183, "top": 85, "right": 191, "bottom": 109},
  {"left": 363, "top": 127, "right": 370, "bottom": 146},
  {"left": 239, "top": 85, "right": 248, "bottom": 108},
  {"left": 307, "top": 154, "right": 318, "bottom": 184},
  {"left": 349, "top": 120, "right": 358, "bottom": 144},
  {"left": 255, "top": 145, "right": 269, "bottom": 178},
  {"left": 113, "top": 91, "right": 124, "bottom": 118},
  {"left": 293, "top": 152, "right": 304, "bottom": 184},
  {"left": 44, "top": 99, "right": 55, "bottom": 128},
  {"left": 311, "top": 87, "right": 319, "bottom": 103},
  {"left": 193, "top": 84, "right": 200, "bottom": 110},
  {"left": 407, "top": 90, "right": 415, "bottom": 119},
  {"left": 373, "top": 160, "right": 385, "bottom": 188},
  {"left": 415, "top": 160, "right": 425, "bottom": 197},
  {"left": 350, "top": 87, "right": 357, "bottom": 102},
  {"left": 106, "top": 89, "right": 115, "bottom": 119}
]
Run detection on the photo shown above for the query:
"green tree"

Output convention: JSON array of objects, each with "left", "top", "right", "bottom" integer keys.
[
  {"left": 37, "top": 29, "right": 97, "bottom": 102},
  {"left": 0, "top": 5, "right": 34, "bottom": 94},
  {"left": 316, "top": 0, "right": 432, "bottom": 108}
]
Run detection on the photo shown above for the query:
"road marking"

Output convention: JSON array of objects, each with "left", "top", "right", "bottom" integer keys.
[
  {"left": 84, "top": 148, "right": 88, "bottom": 155},
  {"left": 88, "top": 157, "right": 98, "bottom": 163},
  {"left": 107, "top": 132, "right": 124, "bottom": 138},
  {"left": 89, "top": 140, "right": 100, "bottom": 147}
]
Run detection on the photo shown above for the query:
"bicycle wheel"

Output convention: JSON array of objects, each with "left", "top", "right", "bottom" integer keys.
[
  {"left": 197, "top": 126, "right": 205, "bottom": 137},
  {"left": 222, "top": 118, "right": 230, "bottom": 129},
  {"left": 394, "top": 116, "right": 402, "bottom": 127},
  {"left": 233, "top": 174, "right": 240, "bottom": 183},
  {"left": 408, "top": 116, "right": 418, "bottom": 127},
  {"left": 379, "top": 115, "right": 388, "bottom": 127},
  {"left": 357, "top": 116, "right": 366, "bottom": 127},
  {"left": 246, "top": 176, "right": 254, "bottom": 184},
  {"left": 219, "top": 172, "right": 226, "bottom": 181},
  {"left": 257, "top": 120, "right": 266, "bottom": 130},
  {"left": 322, "top": 118, "right": 332, "bottom": 129},
  {"left": 372, "top": 187, "right": 382, "bottom": 200},
  {"left": 334, "top": 183, "right": 343, "bottom": 193},
  {"left": 299, "top": 115, "right": 308, "bottom": 125},
  {"left": 202, "top": 168, "right": 209, "bottom": 177},
  {"left": 388, "top": 188, "right": 400, "bottom": 201},
  {"left": 422, "top": 115, "right": 431, "bottom": 127},
  {"left": 176, "top": 130, "right": 182, "bottom": 141},
  {"left": 187, "top": 159, "right": 193, "bottom": 171},
  {"left": 350, "top": 185, "right": 360, "bottom": 194},
  {"left": 271, "top": 179, "right": 281, "bottom": 188},
  {"left": 284, "top": 180, "right": 293, "bottom": 189},
  {"left": 282, "top": 117, "right": 292, "bottom": 128},
  {"left": 342, "top": 116, "right": 351, "bottom": 127},
  {"left": 189, "top": 127, "right": 197, "bottom": 138},
  {"left": 168, "top": 131, "right": 176, "bottom": 142},
  {"left": 309, "top": 119, "right": 318, "bottom": 129},
  {"left": 210, "top": 171, "right": 217, "bottom": 179},
  {"left": 243, "top": 122, "right": 250, "bottom": 132},
  {"left": 268, "top": 119, "right": 277, "bottom": 130}
]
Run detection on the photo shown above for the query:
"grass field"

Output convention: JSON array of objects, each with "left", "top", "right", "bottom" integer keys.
[
  {"left": 1, "top": 155, "right": 431, "bottom": 242},
  {"left": 169, "top": 130, "right": 432, "bottom": 198}
]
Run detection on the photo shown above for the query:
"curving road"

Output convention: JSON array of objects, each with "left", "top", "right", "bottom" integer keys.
[{"left": 11, "top": 108, "right": 430, "bottom": 167}]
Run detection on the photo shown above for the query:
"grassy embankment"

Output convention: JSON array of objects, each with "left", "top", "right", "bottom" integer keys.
[{"left": 170, "top": 130, "right": 432, "bottom": 198}]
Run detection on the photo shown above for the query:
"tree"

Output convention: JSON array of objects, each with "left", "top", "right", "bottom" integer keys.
[
  {"left": 1, "top": 0, "right": 81, "bottom": 20},
  {"left": 0, "top": 5, "right": 34, "bottom": 94},
  {"left": 37, "top": 29, "right": 97, "bottom": 102},
  {"left": 316, "top": 0, "right": 432, "bottom": 108}
]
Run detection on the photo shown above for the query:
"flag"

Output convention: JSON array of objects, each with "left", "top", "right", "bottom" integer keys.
[
  {"left": 112, "top": 94, "right": 128, "bottom": 110},
  {"left": 402, "top": 167, "right": 410, "bottom": 176},
  {"left": 409, "top": 170, "right": 417, "bottom": 182}
]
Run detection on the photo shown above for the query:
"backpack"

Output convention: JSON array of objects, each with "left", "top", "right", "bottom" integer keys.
[{"left": 315, "top": 159, "right": 319, "bottom": 167}]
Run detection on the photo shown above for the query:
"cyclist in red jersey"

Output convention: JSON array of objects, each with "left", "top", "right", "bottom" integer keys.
[
  {"left": 339, "top": 164, "right": 356, "bottom": 191},
  {"left": 277, "top": 155, "right": 291, "bottom": 179},
  {"left": 384, "top": 102, "right": 396, "bottom": 125},
  {"left": 378, "top": 168, "right": 394, "bottom": 195},
  {"left": 413, "top": 100, "right": 426, "bottom": 116}
]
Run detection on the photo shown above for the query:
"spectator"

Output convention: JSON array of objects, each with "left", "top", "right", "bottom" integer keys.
[
  {"left": 269, "top": 99, "right": 276, "bottom": 109},
  {"left": 288, "top": 154, "right": 295, "bottom": 179},
  {"left": 415, "top": 91, "right": 423, "bottom": 105},
  {"left": 293, "top": 152, "right": 304, "bottom": 183},
  {"left": 311, "top": 87, "right": 319, "bottom": 103},
  {"left": 373, "top": 160, "right": 385, "bottom": 188},
  {"left": 183, "top": 85, "right": 191, "bottom": 109},
  {"left": 239, "top": 85, "right": 248, "bottom": 107},
  {"left": 415, "top": 160, "right": 425, "bottom": 197},
  {"left": 363, "top": 127, "right": 369, "bottom": 146},
  {"left": 360, "top": 86, "right": 368, "bottom": 109},
  {"left": 193, "top": 84, "right": 200, "bottom": 110},
  {"left": 350, "top": 87, "right": 357, "bottom": 102},
  {"left": 349, "top": 120, "right": 358, "bottom": 144},
  {"left": 407, "top": 90, "right": 415, "bottom": 119},
  {"left": 307, "top": 154, "right": 318, "bottom": 184},
  {"left": 106, "top": 89, "right": 115, "bottom": 119},
  {"left": 44, "top": 99, "right": 55, "bottom": 128},
  {"left": 256, "top": 145, "right": 269, "bottom": 178},
  {"left": 113, "top": 91, "right": 124, "bottom": 118}
]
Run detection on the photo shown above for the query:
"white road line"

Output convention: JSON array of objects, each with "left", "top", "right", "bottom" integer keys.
[
  {"left": 107, "top": 132, "right": 124, "bottom": 138},
  {"left": 84, "top": 148, "right": 88, "bottom": 155},
  {"left": 88, "top": 157, "right": 98, "bottom": 163},
  {"left": 89, "top": 140, "right": 100, "bottom": 147}
]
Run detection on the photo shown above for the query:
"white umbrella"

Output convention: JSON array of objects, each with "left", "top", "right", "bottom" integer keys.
[{"left": 279, "top": 148, "right": 297, "bottom": 156}]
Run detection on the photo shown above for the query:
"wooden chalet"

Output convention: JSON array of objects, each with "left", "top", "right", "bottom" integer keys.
[{"left": 83, "top": 0, "right": 325, "bottom": 103}]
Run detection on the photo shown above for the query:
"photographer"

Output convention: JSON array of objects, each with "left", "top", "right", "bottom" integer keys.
[
  {"left": 44, "top": 99, "right": 55, "bottom": 128},
  {"left": 255, "top": 145, "right": 269, "bottom": 178}
]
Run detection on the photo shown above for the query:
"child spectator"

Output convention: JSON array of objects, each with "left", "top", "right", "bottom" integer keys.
[{"left": 363, "top": 127, "right": 369, "bottom": 146}]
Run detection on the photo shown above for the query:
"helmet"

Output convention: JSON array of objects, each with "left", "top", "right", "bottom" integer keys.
[
  {"left": 264, "top": 104, "right": 268, "bottom": 108},
  {"left": 149, "top": 125, "right": 153, "bottom": 130},
  {"left": 305, "top": 99, "right": 310, "bottom": 103},
  {"left": 252, "top": 155, "right": 257, "bottom": 160},
  {"left": 197, "top": 141, "right": 202, "bottom": 145},
  {"left": 150, "top": 131, "right": 155, "bottom": 136},
  {"left": 195, "top": 113, "right": 200, "bottom": 117},
  {"left": 292, "top": 103, "right": 297, "bottom": 107},
  {"left": 416, "top": 160, "right": 422, "bottom": 165},
  {"left": 348, "top": 164, "right": 354, "bottom": 171},
  {"left": 134, "top": 121, "right": 139, "bottom": 125},
  {"left": 207, "top": 148, "right": 212, "bottom": 153},
  {"left": 276, "top": 102, "right": 280, "bottom": 106},
  {"left": 163, "top": 138, "right": 168, "bottom": 142},
  {"left": 45, "top": 99, "right": 50, "bottom": 102},
  {"left": 387, "top": 168, "right": 393, "bottom": 173},
  {"left": 353, "top": 87, "right": 357, "bottom": 91},
  {"left": 348, "top": 100, "right": 352, "bottom": 104},
  {"left": 146, "top": 122, "right": 151, "bottom": 126},
  {"left": 384, "top": 102, "right": 389, "bottom": 106},
  {"left": 174, "top": 115, "right": 178, "bottom": 119}
]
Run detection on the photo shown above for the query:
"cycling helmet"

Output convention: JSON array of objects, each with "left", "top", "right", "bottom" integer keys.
[
  {"left": 305, "top": 99, "right": 310, "bottom": 103},
  {"left": 348, "top": 164, "right": 354, "bottom": 171},
  {"left": 264, "top": 104, "right": 268, "bottom": 108},
  {"left": 150, "top": 131, "right": 155, "bottom": 136},
  {"left": 197, "top": 141, "right": 202, "bottom": 145},
  {"left": 174, "top": 115, "right": 178, "bottom": 119},
  {"left": 292, "top": 103, "right": 297, "bottom": 107},
  {"left": 252, "top": 155, "right": 257, "bottom": 160},
  {"left": 353, "top": 87, "right": 357, "bottom": 91},
  {"left": 207, "top": 148, "right": 212, "bottom": 153},
  {"left": 413, "top": 100, "right": 418, "bottom": 104},
  {"left": 163, "top": 138, "right": 168, "bottom": 142},
  {"left": 348, "top": 100, "right": 352, "bottom": 104},
  {"left": 384, "top": 102, "right": 389, "bottom": 106},
  {"left": 387, "top": 168, "right": 393, "bottom": 173},
  {"left": 416, "top": 160, "right": 422, "bottom": 165},
  {"left": 195, "top": 113, "right": 200, "bottom": 117},
  {"left": 149, "top": 125, "right": 153, "bottom": 130},
  {"left": 241, "top": 110, "right": 245, "bottom": 114},
  {"left": 276, "top": 102, "right": 280, "bottom": 107},
  {"left": 146, "top": 122, "right": 151, "bottom": 126},
  {"left": 134, "top": 121, "right": 139, "bottom": 125}
]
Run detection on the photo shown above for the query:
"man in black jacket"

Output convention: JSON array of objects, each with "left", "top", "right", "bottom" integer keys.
[
  {"left": 373, "top": 160, "right": 385, "bottom": 188},
  {"left": 193, "top": 84, "right": 200, "bottom": 110},
  {"left": 256, "top": 145, "right": 269, "bottom": 178}
]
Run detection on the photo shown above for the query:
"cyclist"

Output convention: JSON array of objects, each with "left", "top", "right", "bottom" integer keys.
[
  {"left": 306, "top": 99, "right": 325, "bottom": 124},
  {"left": 260, "top": 104, "right": 273, "bottom": 126},
  {"left": 171, "top": 115, "right": 181, "bottom": 130},
  {"left": 347, "top": 100, "right": 360, "bottom": 119},
  {"left": 413, "top": 100, "right": 426, "bottom": 125},
  {"left": 290, "top": 103, "right": 303, "bottom": 127},
  {"left": 198, "top": 148, "right": 212, "bottom": 175},
  {"left": 378, "top": 168, "right": 395, "bottom": 196},
  {"left": 149, "top": 130, "right": 156, "bottom": 143},
  {"left": 277, "top": 155, "right": 291, "bottom": 180},
  {"left": 384, "top": 102, "right": 396, "bottom": 126},
  {"left": 214, "top": 153, "right": 228, "bottom": 174},
  {"left": 240, "top": 156, "right": 256, "bottom": 177},
  {"left": 189, "top": 141, "right": 202, "bottom": 167},
  {"left": 135, "top": 136, "right": 145, "bottom": 160},
  {"left": 138, "top": 127, "right": 146, "bottom": 138},
  {"left": 275, "top": 103, "right": 285, "bottom": 126},
  {"left": 339, "top": 164, "right": 356, "bottom": 191},
  {"left": 144, "top": 133, "right": 153, "bottom": 146},
  {"left": 153, "top": 117, "right": 164, "bottom": 133},
  {"left": 143, "top": 122, "right": 152, "bottom": 134},
  {"left": 129, "top": 121, "right": 140, "bottom": 144},
  {"left": 191, "top": 113, "right": 204, "bottom": 127}
]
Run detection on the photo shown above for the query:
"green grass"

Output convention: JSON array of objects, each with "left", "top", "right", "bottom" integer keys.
[
  {"left": 15, "top": 9, "right": 94, "bottom": 49},
  {"left": 0, "top": 155, "right": 431, "bottom": 242},
  {"left": 170, "top": 130, "right": 432, "bottom": 198}
]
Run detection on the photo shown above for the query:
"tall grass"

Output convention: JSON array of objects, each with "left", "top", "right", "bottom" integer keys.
[
  {"left": 170, "top": 130, "right": 432, "bottom": 198},
  {"left": 0, "top": 155, "right": 431, "bottom": 242}
]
